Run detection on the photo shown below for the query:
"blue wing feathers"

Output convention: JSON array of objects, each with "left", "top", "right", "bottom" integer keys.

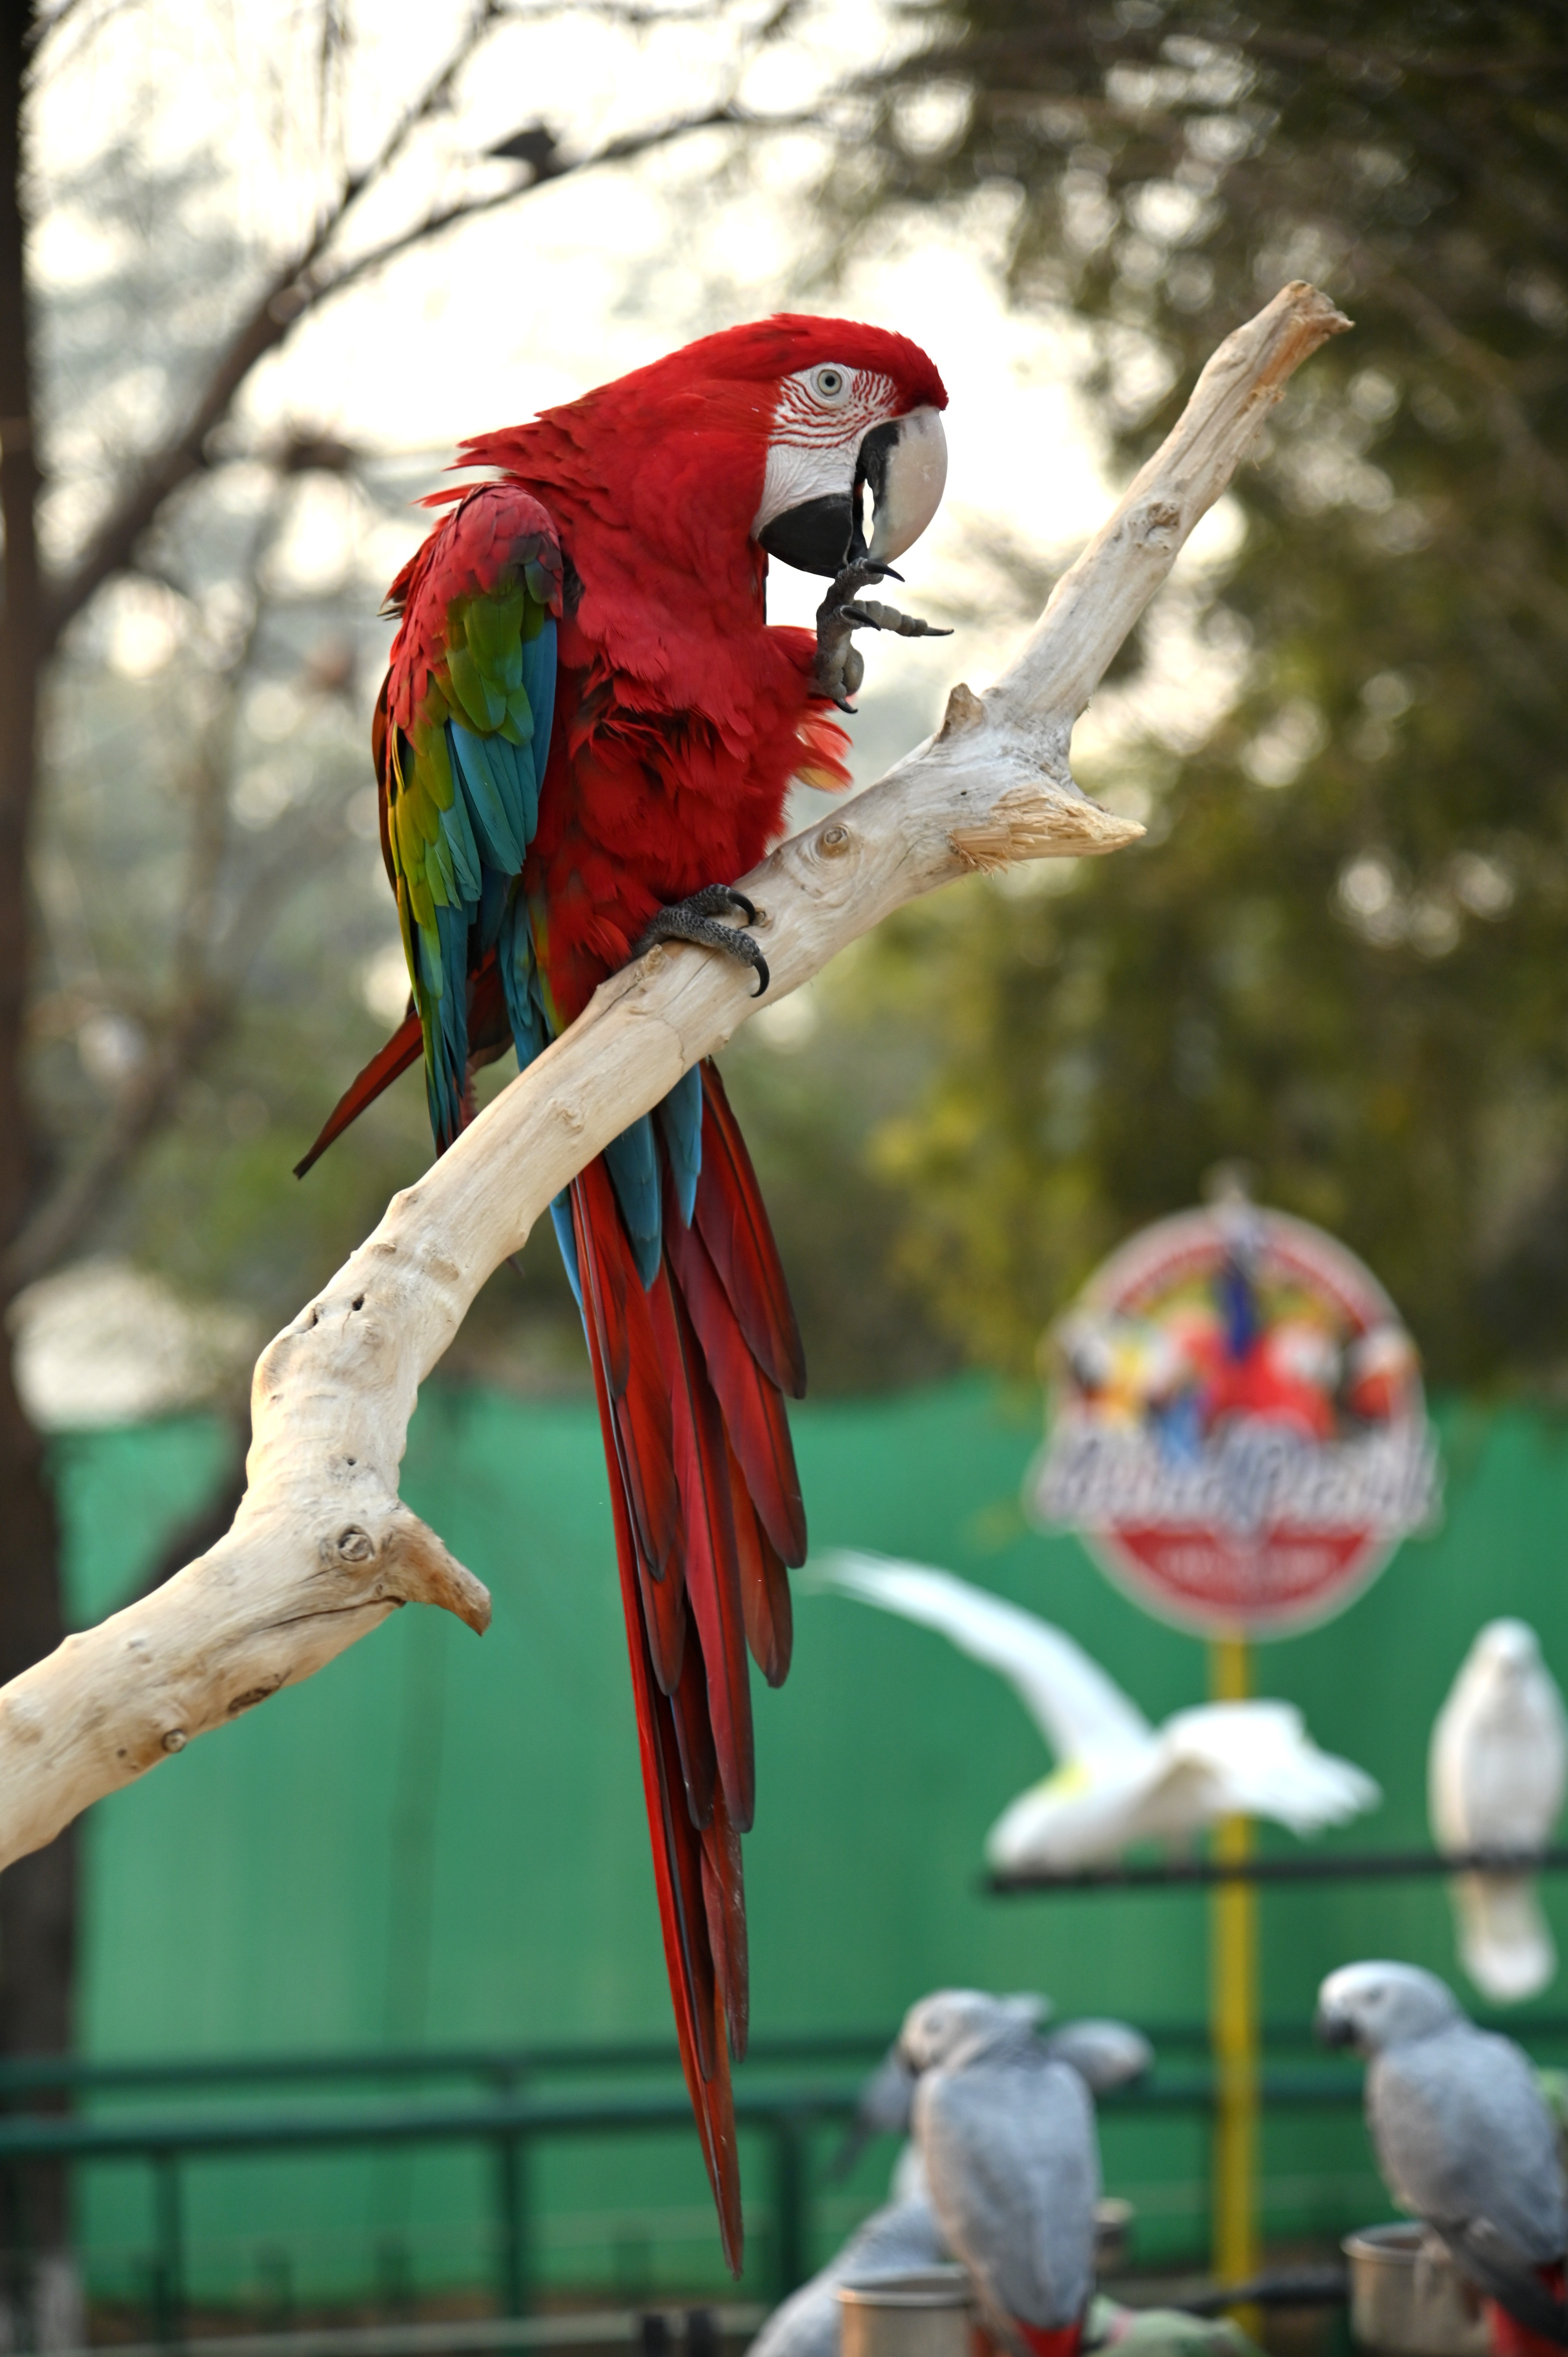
[
  {"left": 520, "top": 629, "right": 556, "bottom": 778},
  {"left": 499, "top": 891, "right": 547, "bottom": 1069},
  {"left": 415, "top": 585, "right": 701, "bottom": 1299},
  {"left": 477, "top": 868, "right": 510, "bottom": 958},
  {"left": 449, "top": 721, "right": 528, "bottom": 871},
  {"left": 425, "top": 900, "right": 470, "bottom": 1145}
]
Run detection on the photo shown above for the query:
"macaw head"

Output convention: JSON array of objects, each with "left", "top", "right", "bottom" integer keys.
[
  {"left": 508, "top": 315, "right": 948, "bottom": 586},
  {"left": 736, "top": 314, "right": 950, "bottom": 577}
]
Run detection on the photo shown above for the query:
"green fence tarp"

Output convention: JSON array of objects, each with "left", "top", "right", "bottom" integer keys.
[{"left": 47, "top": 1382, "right": 1568, "bottom": 2300}]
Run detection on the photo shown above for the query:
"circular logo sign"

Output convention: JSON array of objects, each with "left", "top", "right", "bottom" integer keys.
[{"left": 1026, "top": 1201, "right": 1441, "bottom": 1638}]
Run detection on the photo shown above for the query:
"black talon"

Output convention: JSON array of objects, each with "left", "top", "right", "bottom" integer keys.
[
  {"left": 633, "top": 884, "right": 770, "bottom": 997},
  {"left": 812, "top": 559, "right": 952, "bottom": 711}
]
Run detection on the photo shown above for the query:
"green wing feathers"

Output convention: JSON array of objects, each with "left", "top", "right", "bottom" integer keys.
[{"left": 377, "top": 488, "right": 562, "bottom": 1147}]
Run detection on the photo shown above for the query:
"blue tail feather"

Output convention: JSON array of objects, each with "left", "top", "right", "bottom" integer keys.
[
  {"left": 657, "top": 1065, "right": 703, "bottom": 1227},
  {"left": 604, "top": 1116, "right": 663, "bottom": 1290},
  {"left": 551, "top": 1195, "right": 582, "bottom": 1307}
]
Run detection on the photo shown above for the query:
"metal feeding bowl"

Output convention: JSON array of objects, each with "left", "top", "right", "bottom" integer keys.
[
  {"left": 1343, "top": 2224, "right": 1489, "bottom": 2357},
  {"left": 1096, "top": 2197, "right": 1135, "bottom": 2274},
  {"left": 838, "top": 2267, "right": 975, "bottom": 2357}
]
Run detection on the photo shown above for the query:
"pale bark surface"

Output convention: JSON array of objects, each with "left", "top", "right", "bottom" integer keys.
[{"left": 0, "top": 281, "right": 1349, "bottom": 1872}]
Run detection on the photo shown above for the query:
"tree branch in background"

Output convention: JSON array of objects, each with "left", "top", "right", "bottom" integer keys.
[
  {"left": 39, "top": 6, "right": 800, "bottom": 652},
  {"left": 0, "top": 281, "right": 1349, "bottom": 1869},
  {"left": 10, "top": 481, "right": 298, "bottom": 1292},
  {"left": 1366, "top": 259, "right": 1568, "bottom": 537}
]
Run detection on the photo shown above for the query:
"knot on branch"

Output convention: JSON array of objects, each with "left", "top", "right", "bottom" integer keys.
[
  {"left": 321, "top": 1506, "right": 490, "bottom": 1633},
  {"left": 1131, "top": 497, "right": 1185, "bottom": 552}
]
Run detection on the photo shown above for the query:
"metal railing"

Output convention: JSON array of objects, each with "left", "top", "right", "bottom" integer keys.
[
  {"left": 0, "top": 2022, "right": 1562, "bottom": 2345},
  {"left": 0, "top": 2035, "right": 899, "bottom": 2106}
]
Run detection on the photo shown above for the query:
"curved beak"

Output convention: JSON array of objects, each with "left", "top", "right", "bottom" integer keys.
[
  {"left": 1314, "top": 2001, "right": 1358, "bottom": 2051},
  {"left": 754, "top": 405, "right": 950, "bottom": 579},
  {"left": 865, "top": 405, "right": 947, "bottom": 563},
  {"left": 758, "top": 493, "right": 859, "bottom": 578}
]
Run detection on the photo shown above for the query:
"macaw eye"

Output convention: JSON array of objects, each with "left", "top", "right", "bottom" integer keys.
[{"left": 810, "top": 366, "right": 851, "bottom": 405}]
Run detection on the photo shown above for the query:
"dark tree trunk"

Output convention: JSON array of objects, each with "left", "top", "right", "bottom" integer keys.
[{"left": 0, "top": 0, "right": 77, "bottom": 2295}]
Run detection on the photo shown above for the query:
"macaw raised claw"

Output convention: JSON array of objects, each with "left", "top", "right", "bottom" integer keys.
[
  {"left": 812, "top": 557, "right": 951, "bottom": 711},
  {"left": 294, "top": 317, "right": 951, "bottom": 2269}
]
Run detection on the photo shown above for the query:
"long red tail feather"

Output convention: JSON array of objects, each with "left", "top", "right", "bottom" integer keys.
[
  {"left": 694, "top": 1065, "right": 807, "bottom": 1398},
  {"left": 726, "top": 1429, "right": 793, "bottom": 1688},
  {"left": 306, "top": 1005, "right": 799, "bottom": 2274},
  {"left": 293, "top": 1011, "right": 423, "bottom": 1177},
  {"left": 666, "top": 1205, "right": 805, "bottom": 1569},
  {"left": 569, "top": 1061, "right": 807, "bottom": 2275},
  {"left": 575, "top": 1168, "right": 745, "bottom": 2270},
  {"left": 293, "top": 956, "right": 515, "bottom": 1179},
  {"left": 701, "top": 1791, "right": 749, "bottom": 2058},
  {"left": 660, "top": 1273, "right": 756, "bottom": 1834}
]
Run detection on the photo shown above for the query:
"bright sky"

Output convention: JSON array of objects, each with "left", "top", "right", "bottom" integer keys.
[{"left": 32, "top": 0, "right": 1245, "bottom": 784}]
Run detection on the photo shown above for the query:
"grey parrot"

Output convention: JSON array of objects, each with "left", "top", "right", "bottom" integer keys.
[
  {"left": 902, "top": 1987, "right": 1100, "bottom": 2357},
  {"left": 745, "top": 2196, "right": 945, "bottom": 2357},
  {"left": 830, "top": 1996, "right": 1051, "bottom": 2184},
  {"left": 1316, "top": 1960, "right": 1568, "bottom": 2351},
  {"left": 831, "top": 2007, "right": 1151, "bottom": 2189},
  {"left": 1047, "top": 2019, "right": 1155, "bottom": 2096}
]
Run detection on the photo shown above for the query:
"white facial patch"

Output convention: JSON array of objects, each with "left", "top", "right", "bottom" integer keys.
[
  {"left": 752, "top": 362, "right": 900, "bottom": 539},
  {"left": 752, "top": 439, "right": 857, "bottom": 537}
]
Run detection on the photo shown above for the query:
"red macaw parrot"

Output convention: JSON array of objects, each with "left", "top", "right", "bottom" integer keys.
[{"left": 297, "top": 316, "right": 950, "bottom": 2265}]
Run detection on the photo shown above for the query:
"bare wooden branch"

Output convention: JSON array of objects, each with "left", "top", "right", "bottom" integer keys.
[{"left": 0, "top": 281, "right": 1349, "bottom": 1873}]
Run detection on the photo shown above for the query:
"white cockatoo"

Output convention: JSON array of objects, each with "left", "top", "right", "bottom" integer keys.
[
  {"left": 1429, "top": 1620, "right": 1568, "bottom": 2004},
  {"left": 821, "top": 1553, "right": 1379, "bottom": 1872}
]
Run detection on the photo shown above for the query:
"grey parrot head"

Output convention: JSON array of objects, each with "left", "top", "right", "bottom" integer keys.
[
  {"left": 899, "top": 1987, "right": 1051, "bottom": 2074},
  {"left": 1315, "top": 1961, "right": 1462, "bottom": 2055},
  {"left": 1045, "top": 2018, "right": 1155, "bottom": 2094}
]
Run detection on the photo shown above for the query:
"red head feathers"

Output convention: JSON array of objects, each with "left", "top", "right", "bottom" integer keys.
[{"left": 457, "top": 313, "right": 949, "bottom": 588}]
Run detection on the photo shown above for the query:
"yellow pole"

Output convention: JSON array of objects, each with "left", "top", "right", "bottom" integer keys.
[{"left": 1209, "top": 1632, "right": 1259, "bottom": 2323}]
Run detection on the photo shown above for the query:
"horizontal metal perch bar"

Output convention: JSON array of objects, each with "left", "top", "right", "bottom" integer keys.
[
  {"left": 0, "top": 281, "right": 1349, "bottom": 1871},
  {"left": 3, "top": 2315, "right": 771, "bottom": 2357},
  {"left": 0, "top": 2066, "right": 1376, "bottom": 2161},
  {"left": 988, "top": 1843, "right": 1568, "bottom": 1894}
]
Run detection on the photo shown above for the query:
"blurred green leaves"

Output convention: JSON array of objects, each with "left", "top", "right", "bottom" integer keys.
[{"left": 802, "top": 0, "right": 1568, "bottom": 1387}]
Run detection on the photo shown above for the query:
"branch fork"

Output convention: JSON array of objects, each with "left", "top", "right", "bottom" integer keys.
[{"left": 0, "top": 282, "right": 1349, "bottom": 1871}]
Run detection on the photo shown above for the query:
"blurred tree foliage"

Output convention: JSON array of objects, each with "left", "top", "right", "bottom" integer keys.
[
  {"left": 28, "top": 138, "right": 440, "bottom": 1364},
  {"left": 811, "top": 1, "right": 1568, "bottom": 1385}
]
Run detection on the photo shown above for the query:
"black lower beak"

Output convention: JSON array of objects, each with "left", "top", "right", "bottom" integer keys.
[
  {"left": 758, "top": 494, "right": 865, "bottom": 578},
  {"left": 1315, "top": 2007, "right": 1356, "bottom": 2050}
]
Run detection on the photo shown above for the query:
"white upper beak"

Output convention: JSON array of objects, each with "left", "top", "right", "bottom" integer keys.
[{"left": 868, "top": 405, "right": 948, "bottom": 562}]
